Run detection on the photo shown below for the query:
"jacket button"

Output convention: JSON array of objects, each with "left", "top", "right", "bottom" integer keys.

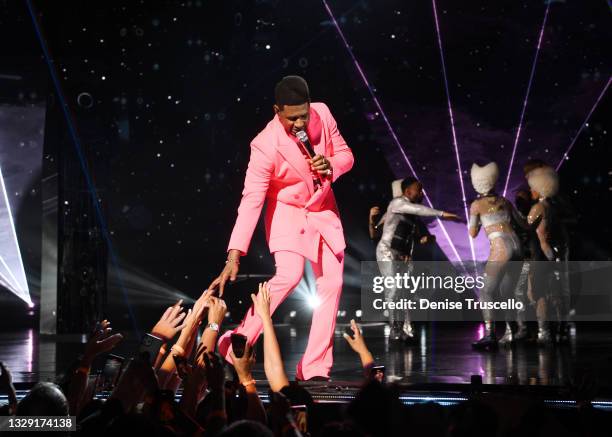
[{"left": 300, "top": 229, "right": 305, "bottom": 234}]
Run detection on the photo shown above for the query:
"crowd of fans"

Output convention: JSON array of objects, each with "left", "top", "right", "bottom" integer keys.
[{"left": 0, "top": 282, "right": 610, "bottom": 436}]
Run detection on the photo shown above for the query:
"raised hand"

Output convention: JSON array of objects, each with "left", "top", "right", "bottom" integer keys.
[
  {"left": 111, "top": 357, "right": 159, "bottom": 412},
  {"left": 83, "top": 320, "right": 123, "bottom": 363},
  {"left": 182, "top": 294, "right": 210, "bottom": 331},
  {"left": 151, "top": 299, "right": 187, "bottom": 341},
  {"left": 206, "top": 296, "right": 227, "bottom": 326},
  {"left": 250, "top": 281, "right": 272, "bottom": 321},
  {"left": 203, "top": 352, "right": 225, "bottom": 392},
  {"left": 230, "top": 341, "right": 255, "bottom": 384},
  {"left": 343, "top": 319, "right": 368, "bottom": 355}
]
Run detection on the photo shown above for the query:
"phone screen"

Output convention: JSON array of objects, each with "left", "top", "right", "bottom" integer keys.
[
  {"left": 231, "top": 333, "right": 247, "bottom": 358},
  {"left": 138, "top": 333, "right": 164, "bottom": 365},
  {"left": 101, "top": 354, "right": 124, "bottom": 390},
  {"left": 86, "top": 372, "right": 100, "bottom": 399},
  {"left": 370, "top": 365, "right": 386, "bottom": 383}
]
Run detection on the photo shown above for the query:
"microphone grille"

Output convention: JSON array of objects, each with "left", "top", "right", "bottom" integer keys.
[{"left": 296, "top": 130, "right": 308, "bottom": 142}]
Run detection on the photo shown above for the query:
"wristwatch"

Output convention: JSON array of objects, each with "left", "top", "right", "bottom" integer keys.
[{"left": 206, "top": 322, "right": 220, "bottom": 332}]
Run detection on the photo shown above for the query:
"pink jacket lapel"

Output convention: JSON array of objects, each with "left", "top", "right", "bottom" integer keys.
[{"left": 273, "top": 117, "right": 315, "bottom": 197}]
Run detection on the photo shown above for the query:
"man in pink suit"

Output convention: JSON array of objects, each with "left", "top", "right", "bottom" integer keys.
[{"left": 208, "top": 76, "right": 354, "bottom": 380}]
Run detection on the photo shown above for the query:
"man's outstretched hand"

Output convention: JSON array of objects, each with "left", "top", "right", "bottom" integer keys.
[
  {"left": 208, "top": 249, "right": 241, "bottom": 297},
  {"left": 442, "top": 211, "right": 463, "bottom": 222}
]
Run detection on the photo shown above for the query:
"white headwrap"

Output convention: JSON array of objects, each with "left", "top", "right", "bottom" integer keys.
[
  {"left": 391, "top": 179, "right": 404, "bottom": 197},
  {"left": 527, "top": 166, "right": 559, "bottom": 198},
  {"left": 470, "top": 162, "right": 499, "bottom": 195}
]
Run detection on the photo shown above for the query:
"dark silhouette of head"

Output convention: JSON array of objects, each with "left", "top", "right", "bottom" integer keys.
[{"left": 16, "top": 382, "right": 69, "bottom": 417}]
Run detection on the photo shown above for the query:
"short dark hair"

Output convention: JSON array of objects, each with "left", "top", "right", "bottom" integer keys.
[
  {"left": 401, "top": 177, "right": 420, "bottom": 192},
  {"left": 275, "top": 75, "right": 310, "bottom": 107}
]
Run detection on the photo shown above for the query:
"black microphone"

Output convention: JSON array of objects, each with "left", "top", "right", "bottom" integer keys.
[
  {"left": 295, "top": 130, "right": 322, "bottom": 188},
  {"left": 296, "top": 130, "right": 316, "bottom": 158}
]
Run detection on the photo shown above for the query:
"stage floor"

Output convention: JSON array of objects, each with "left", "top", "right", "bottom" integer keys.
[{"left": 3, "top": 322, "right": 612, "bottom": 393}]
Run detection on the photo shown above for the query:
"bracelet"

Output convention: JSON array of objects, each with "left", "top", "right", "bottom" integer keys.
[
  {"left": 171, "top": 344, "right": 185, "bottom": 356},
  {"left": 241, "top": 379, "right": 256, "bottom": 387},
  {"left": 225, "top": 258, "right": 240, "bottom": 265}
]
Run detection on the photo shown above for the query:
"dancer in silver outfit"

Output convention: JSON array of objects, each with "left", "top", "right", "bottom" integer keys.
[
  {"left": 372, "top": 177, "right": 459, "bottom": 343},
  {"left": 469, "top": 162, "right": 526, "bottom": 350}
]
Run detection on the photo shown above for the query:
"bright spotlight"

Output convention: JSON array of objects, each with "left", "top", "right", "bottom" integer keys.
[
  {"left": 294, "top": 261, "right": 321, "bottom": 310},
  {"left": 355, "top": 310, "right": 362, "bottom": 318},
  {"left": 306, "top": 294, "right": 320, "bottom": 309},
  {"left": 0, "top": 164, "right": 31, "bottom": 306}
]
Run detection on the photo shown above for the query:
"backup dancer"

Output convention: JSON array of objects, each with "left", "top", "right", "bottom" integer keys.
[
  {"left": 526, "top": 166, "right": 564, "bottom": 345},
  {"left": 469, "top": 162, "right": 525, "bottom": 350},
  {"left": 372, "top": 177, "right": 459, "bottom": 343}
]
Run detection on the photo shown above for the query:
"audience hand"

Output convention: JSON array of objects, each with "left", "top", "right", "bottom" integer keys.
[
  {"left": 203, "top": 352, "right": 225, "bottom": 393},
  {"left": 83, "top": 320, "right": 123, "bottom": 365},
  {"left": 230, "top": 342, "right": 255, "bottom": 384},
  {"left": 111, "top": 357, "right": 159, "bottom": 412},
  {"left": 343, "top": 319, "right": 368, "bottom": 355},
  {"left": 181, "top": 294, "right": 209, "bottom": 332},
  {"left": 152, "top": 299, "right": 187, "bottom": 341},
  {"left": 206, "top": 296, "right": 227, "bottom": 326},
  {"left": 251, "top": 281, "right": 272, "bottom": 321}
]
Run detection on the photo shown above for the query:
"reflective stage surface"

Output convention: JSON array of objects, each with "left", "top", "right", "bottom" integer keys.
[{"left": 3, "top": 322, "right": 611, "bottom": 392}]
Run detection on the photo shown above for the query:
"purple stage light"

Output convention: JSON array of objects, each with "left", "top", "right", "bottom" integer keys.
[
  {"left": 431, "top": 0, "right": 476, "bottom": 263},
  {"left": 556, "top": 76, "right": 611, "bottom": 171},
  {"left": 322, "top": 0, "right": 464, "bottom": 263},
  {"left": 502, "top": 2, "right": 550, "bottom": 197}
]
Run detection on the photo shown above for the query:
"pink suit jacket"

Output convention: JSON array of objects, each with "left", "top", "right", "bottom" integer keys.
[{"left": 227, "top": 102, "right": 354, "bottom": 262}]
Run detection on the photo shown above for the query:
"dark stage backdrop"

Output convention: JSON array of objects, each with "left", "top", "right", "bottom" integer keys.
[{"left": 0, "top": 0, "right": 609, "bottom": 329}]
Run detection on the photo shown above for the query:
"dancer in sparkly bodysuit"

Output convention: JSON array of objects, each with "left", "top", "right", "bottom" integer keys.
[{"left": 469, "top": 162, "right": 526, "bottom": 350}]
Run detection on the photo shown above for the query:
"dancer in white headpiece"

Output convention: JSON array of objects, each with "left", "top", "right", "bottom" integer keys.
[
  {"left": 469, "top": 162, "right": 526, "bottom": 350},
  {"left": 527, "top": 165, "right": 563, "bottom": 345}
]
